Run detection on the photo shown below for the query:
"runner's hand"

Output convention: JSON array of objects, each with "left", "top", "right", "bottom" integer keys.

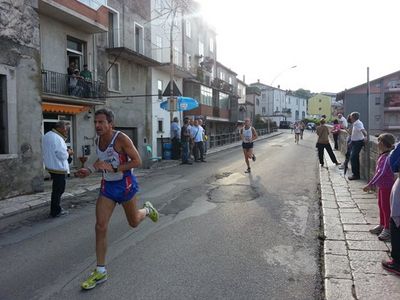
[{"left": 75, "top": 168, "right": 90, "bottom": 178}]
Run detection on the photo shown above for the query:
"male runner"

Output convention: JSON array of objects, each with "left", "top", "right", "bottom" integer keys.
[
  {"left": 75, "top": 108, "right": 159, "bottom": 290},
  {"left": 240, "top": 118, "right": 258, "bottom": 173}
]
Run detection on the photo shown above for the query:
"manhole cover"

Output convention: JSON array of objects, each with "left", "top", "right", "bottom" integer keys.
[
  {"left": 207, "top": 184, "right": 260, "bottom": 203},
  {"left": 271, "top": 144, "right": 283, "bottom": 147}
]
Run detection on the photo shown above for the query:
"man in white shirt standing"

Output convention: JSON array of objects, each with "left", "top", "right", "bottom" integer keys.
[
  {"left": 190, "top": 118, "right": 205, "bottom": 162},
  {"left": 337, "top": 113, "right": 348, "bottom": 129},
  {"left": 42, "top": 121, "right": 73, "bottom": 217},
  {"left": 348, "top": 112, "right": 367, "bottom": 180}
]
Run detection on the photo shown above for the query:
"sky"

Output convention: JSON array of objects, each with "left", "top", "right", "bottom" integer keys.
[{"left": 196, "top": 0, "right": 400, "bottom": 94}]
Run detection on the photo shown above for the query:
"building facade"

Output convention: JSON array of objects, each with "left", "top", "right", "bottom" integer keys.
[
  {"left": 308, "top": 93, "right": 332, "bottom": 119},
  {"left": 337, "top": 70, "right": 400, "bottom": 135},
  {"left": 285, "top": 92, "right": 308, "bottom": 123},
  {"left": 0, "top": 1, "right": 42, "bottom": 198},
  {"left": 181, "top": 2, "right": 239, "bottom": 136},
  {"left": 237, "top": 79, "right": 247, "bottom": 122},
  {"left": 244, "top": 86, "right": 260, "bottom": 122},
  {"left": 38, "top": 0, "right": 109, "bottom": 167},
  {"left": 0, "top": 0, "right": 245, "bottom": 199},
  {"left": 249, "top": 81, "right": 307, "bottom": 124}
]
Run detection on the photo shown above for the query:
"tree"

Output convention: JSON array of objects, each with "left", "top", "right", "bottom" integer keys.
[{"left": 293, "top": 89, "right": 314, "bottom": 99}]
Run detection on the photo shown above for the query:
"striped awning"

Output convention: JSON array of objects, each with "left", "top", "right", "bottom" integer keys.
[{"left": 42, "top": 102, "right": 89, "bottom": 114}]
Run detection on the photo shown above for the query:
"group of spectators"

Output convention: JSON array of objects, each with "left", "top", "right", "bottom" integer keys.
[
  {"left": 67, "top": 62, "right": 93, "bottom": 97},
  {"left": 170, "top": 116, "right": 208, "bottom": 164},
  {"left": 315, "top": 112, "right": 367, "bottom": 180},
  {"left": 317, "top": 111, "right": 400, "bottom": 275}
]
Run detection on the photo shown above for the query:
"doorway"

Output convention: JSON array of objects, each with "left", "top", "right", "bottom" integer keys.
[{"left": 116, "top": 127, "right": 138, "bottom": 148}]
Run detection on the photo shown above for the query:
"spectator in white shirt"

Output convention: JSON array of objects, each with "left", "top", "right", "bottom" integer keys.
[
  {"left": 337, "top": 113, "right": 348, "bottom": 129},
  {"left": 190, "top": 119, "right": 205, "bottom": 162},
  {"left": 348, "top": 112, "right": 367, "bottom": 180},
  {"left": 42, "top": 121, "right": 73, "bottom": 217}
]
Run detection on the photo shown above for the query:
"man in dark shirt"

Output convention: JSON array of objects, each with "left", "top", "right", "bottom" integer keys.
[{"left": 180, "top": 117, "right": 192, "bottom": 165}]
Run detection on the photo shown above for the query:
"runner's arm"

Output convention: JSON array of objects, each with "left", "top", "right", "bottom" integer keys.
[
  {"left": 118, "top": 134, "right": 142, "bottom": 170},
  {"left": 252, "top": 127, "right": 258, "bottom": 141}
]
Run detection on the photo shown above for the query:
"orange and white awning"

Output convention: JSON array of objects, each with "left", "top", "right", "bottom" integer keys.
[{"left": 42, "top": 102, "right": 89, "bottom": 115}]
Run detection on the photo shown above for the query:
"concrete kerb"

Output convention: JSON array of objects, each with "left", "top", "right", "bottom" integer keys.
[
  {"left": 319, "top": 150, "right": 400, "bottom": 299},
  {"left": 0, "top": 131, "right": 283, "bottom": 221}
]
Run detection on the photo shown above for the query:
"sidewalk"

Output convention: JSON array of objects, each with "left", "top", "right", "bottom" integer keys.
[
  {"left": 320, "top": 151, "right": 400, "bottom": 299},
  {"left": 0, "top": 131, "right": 282, "bottom": 220}
]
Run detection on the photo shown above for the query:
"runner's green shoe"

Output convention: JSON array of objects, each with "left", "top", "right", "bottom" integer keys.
[
  {"left": 144, "top": 201, "right": 159, "bottom": 222},
  {"left": 81, "top": 270, "right": 108, "bottom": 290}
]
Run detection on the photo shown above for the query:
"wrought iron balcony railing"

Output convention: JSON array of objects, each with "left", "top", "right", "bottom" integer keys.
[
  {"left": 211, "top": 78, "right": 233, "bottom": 94},
  {"left": 41, "top": 69, "right": 105, "bottom": 99}
]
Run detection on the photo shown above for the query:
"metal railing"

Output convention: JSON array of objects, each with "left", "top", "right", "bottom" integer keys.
[
  {"left": 41, "top": 69, "right": 105, "bottom": 99},
  {"left": 208, "top": 128, "right": 272, "bottom": 149}
]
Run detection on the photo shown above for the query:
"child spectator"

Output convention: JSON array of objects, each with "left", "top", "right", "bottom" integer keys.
[
  {"left": 363, "top": 133, "right": 396, "bottom": 241},
  {"left": 382, "top": 141, "right": 400, "bottom": 275},
  {"left": 331, "top": 119, "right": 341, "bottom": 150}
]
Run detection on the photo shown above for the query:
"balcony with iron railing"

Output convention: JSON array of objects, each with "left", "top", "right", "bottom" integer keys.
[
  {"left": 38, "top": 0, "right": 108, "bottom": 33},
  {"left": 41, "top": 69, "right": 105, "bottom": 103},
  {"left": 211, "top": 78, "right": 234, "bottom": 94}
]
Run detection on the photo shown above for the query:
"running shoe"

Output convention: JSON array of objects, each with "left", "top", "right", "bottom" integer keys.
[
  {"left": 382, "top": 259, "right": 400, "bottom": 276},
  {"left": 252, "top": 154, "right": 256, "bottom": 162},
  {"left": 369, "top": 225, "right": 383, "bottom": 235},
  {"left": 81, "top": 270, "right": 108, "bottom": 290},
  {"left": 245, "top": 168, "right": 251, "bottom": 173},
  {"left": 144, "top": 201, "right": 159, "bottom": 222},
  {"left": 378, "top": 229, "right": 391, "bottom": 241}
]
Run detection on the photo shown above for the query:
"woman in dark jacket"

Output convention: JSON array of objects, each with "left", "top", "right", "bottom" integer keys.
[{"left": 316, "top": 119, "right": 340, "bottom": 167}]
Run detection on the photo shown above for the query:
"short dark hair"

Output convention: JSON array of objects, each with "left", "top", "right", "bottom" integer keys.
[
  {"left": 333, "top": 119, "right": 339, "bottom": 124},
  {"left": 95, "top": 108, "right": 115, "bottom": 123},
  {"left": 54, "top": 120, "right": 70, "bottom": 129},
  {"left": 351, "top": 112, "right": 360, "bottom": 120}
]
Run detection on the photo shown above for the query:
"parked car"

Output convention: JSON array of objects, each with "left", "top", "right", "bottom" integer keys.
[
  {"left": 306, "top": 122, "right": 316, "bottom": 130},
  {"left": 279, "top": 121, "right": 291, "bottom": 129}
]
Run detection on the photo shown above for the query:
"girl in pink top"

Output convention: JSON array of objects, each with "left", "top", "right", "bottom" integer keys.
[
  {"left": 331, "top": 119, "right": 341, "bottom": 150},
  {"left": 363, "top": 133, "right": 396, "bottom": 241}
]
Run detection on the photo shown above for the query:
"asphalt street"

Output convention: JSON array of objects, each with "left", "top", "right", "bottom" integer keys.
[{"left": 0, "top": 130, "right": 323, "bottom": 300}]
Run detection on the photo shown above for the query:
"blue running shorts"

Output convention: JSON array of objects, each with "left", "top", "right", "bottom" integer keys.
[{"left": 100, "top": 173, "right": 139, "bottom": 204}]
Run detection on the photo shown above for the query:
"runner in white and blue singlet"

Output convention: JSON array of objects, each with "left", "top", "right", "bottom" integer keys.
[
  {"left": 75, "top": 108, "right": 159, "bottom": 290},
  {"left": 96, "top": 130, "right": 138, "bottom": 203},
  {"left": 240, "top": 118, "right": 258, "bottom": 173}
]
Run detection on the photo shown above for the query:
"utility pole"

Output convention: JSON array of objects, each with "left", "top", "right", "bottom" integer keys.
[
  {"left": 366, "top": 67, "right": 371, "bottom": 180},
  {"left": 169, "top": 0, "right": 178, "bottom": 124}
]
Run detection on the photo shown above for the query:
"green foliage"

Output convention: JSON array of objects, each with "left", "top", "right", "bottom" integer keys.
[
  {"left": 303, "top": 117, "right": 321, "bottom": 125},
  {"left": 253, "top": 115, "right": 276, "bottom": 129},
  {"left": 293, "top": 89, "right": 315, "bottom": 99}
]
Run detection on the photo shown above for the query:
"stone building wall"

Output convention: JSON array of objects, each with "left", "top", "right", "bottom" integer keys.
[{"left": 0, "top": 1, "right": 43, "bottom": 199}]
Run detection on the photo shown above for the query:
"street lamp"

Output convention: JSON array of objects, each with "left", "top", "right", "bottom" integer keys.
[{"left": 270, "top": 65, "right": 297, "bottom": 87}]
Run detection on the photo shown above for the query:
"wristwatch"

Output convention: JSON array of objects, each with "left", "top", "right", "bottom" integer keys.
[{"left": 112, "top": 166, "right": 118, "bottom": 173}]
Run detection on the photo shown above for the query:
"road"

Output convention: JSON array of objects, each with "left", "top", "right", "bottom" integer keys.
[{"left": 0, "top": 130, "right": 323, "bottom": 300}]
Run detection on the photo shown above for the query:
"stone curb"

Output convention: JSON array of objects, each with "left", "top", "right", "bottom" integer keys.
[
  {"left": 0, "top": 131, "right": 283, "bottom": 220},
  {"left": 320, "top": 151, "right": 400, "bottom": 299}
]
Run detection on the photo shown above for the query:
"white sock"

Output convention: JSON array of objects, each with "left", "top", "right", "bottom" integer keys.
[
  {"left": 145, "top": 207, "right": 150, "bottom": 216},
  {"left": 96, "top": 266, "right": 107, "bottom": 274}
]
